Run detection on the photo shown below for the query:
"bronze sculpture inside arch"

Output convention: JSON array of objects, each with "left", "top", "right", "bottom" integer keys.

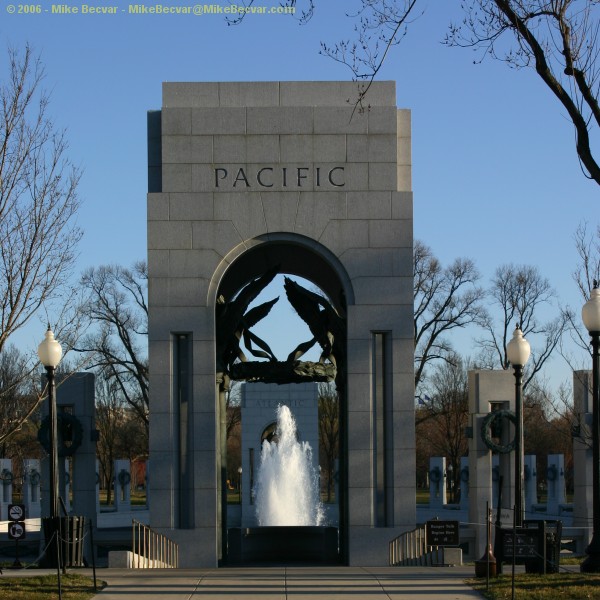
[{"left": 216, "top": 265, "right": 345, "bottom": 387}]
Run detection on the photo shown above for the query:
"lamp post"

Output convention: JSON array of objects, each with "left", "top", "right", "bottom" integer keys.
[
  {"left": 581, "top": 282, "right": 600, "bottom": 573},
  {"left": 506, "top": 325, "right": 531, "bottom": 528},
  {"left": 38, "top": 326, "right": 64, "bottom": 597},
  {"left": 37, "top": 327, "right": 63, "bottom": 520},
  {"left": 238, "top": 466, "right": 242, "bottom": 505}
]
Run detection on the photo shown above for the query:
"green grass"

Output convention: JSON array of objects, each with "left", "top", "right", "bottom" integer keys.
[
  {"left": 416, "top": 489, "right": 429, "bottom": 504},
  {"left": 225, "top": 490, "right": 338, "bottom": 504},
  {"left": 227, "top": 490, "right": 241, "bottom": 503},
  {"left": 468, "top": 571, "right": 600, "bottom": 599},
  {"left": 98, "top": 490, "right": 147, "bottom": 507},
  {"left": 0, "top": 574, "right": 101, "bottom": 600}
]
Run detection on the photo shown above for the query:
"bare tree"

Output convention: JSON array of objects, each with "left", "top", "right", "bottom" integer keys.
[
  {"left": 574, "top": 222, "right": 600, "bottom": 296},
  {"left": 318, "top": 382, "right": 339, "bottom": 502},
  {"left": 558, "top": 218, "right": 600, "bottom": 450},
  {"left": 477, "top": 263, "right": 568, "bottom": 388},
  {"left": 414, "top": 239, "right": 485, "bottom": 391},
  {"left": 565, "top": 221, "right": 600, "bottom": 358},
  {"left": 0, "top": 44, "right": 82, "bottom": 353},
  {"left": 226, "top": 380, "right": 242, "bottom": 440},
  {"left": 95, "top": 370, "right": 147, "bottom": 505},
  {"left": 320, "top": 1, "right": 420, "bottom": 110},
  {"left": 95, "top": 374, "right": 121, "bottom": 506},
  {"left": 320, "top": 1, "right": 600, "bottom": 185},
  {"left": 416, "top": 355, "right": 469, "bottom": 502},
  {"left": 447, "top": 1, "right": 600, "bottom": 186},
  {"left": 76, "top": 262, "right": 149, "bottom": 432},
  {"left": 225, "top": 0, "right": 314, "bottom": 25},
  {"left": 573, "top": 222, "right": 600, "bottom": 300},
  {"left": 0, "top": 345, "right": 39, "bottom": 451},
  {"left": 522, "top": 379, "right": 575, "bottom": 493}
]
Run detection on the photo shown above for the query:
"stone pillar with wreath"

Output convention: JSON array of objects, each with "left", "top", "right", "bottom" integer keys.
[
  {"left": 0, "top": 458, "right": 13, "bottom": 520},
  {"left": 428, "top": 456, "right": 447, "bottom": 509},
  {"left": 467, "top": 370, "right": 515, "bottom": 559},
  {"left": 524, "top": 454, "right": 538, "bottom": 513},
  {"left": 114, "top": 459, "right": 132, "bottom": 511},
  {"left": 23, "top": 459, "right": 41, "bottom": 519},
  {"left": 459, "top": 456, "right": 469, "bottom": 511},
  {"left": 39, "top": 373, "right": 97, "bottom": 534},
  {"left": 573, "top": 370, "right": 593, "bottom": 542},
  {"left": 546, "top": 453, "right": 566, "bottom": 518}
]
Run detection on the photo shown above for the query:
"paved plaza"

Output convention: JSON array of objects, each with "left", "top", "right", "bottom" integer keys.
[
  {"left": 0, "top": 565, "right": 485, "bottom": 599},
  {"left": 78, "top": 566, "right": 485, "bottom": 599}
]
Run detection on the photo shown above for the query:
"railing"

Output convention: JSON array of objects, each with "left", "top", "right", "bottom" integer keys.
[
  {"left": 132, "top": 519, "right": 179, "bottom": 568},
  {"left": 389, "top": 525, "right": 443, "bottom": 566}
]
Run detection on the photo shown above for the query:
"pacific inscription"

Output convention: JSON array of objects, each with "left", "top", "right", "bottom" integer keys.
[{"left": 214, "top": 166, "right": 345, "bottom": 189}]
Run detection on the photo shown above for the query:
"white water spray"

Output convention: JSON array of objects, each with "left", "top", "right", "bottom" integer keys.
[{"left": 254, "top": 405, "right": 325, "bottom": 526}]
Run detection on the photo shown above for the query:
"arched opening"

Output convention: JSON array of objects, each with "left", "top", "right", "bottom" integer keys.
[
  {"left": 213, "top": 234, "right": 351, "bottom": 565},
  {"left": 260, "top": 422, "right": 278, "bottom": 445},
  {"left": 214, "top": 235, "right": 353, "bottom": 315}
]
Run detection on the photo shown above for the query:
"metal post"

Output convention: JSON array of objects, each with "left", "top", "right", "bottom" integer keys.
[
  {"left": 486, "top": 502, "right": 490, "bottom": 591},
  {"left": 511, "top": 504, "right": 516, "bottom": 600},
  {"left": 582, "top": 331, "right": 600, "bottom": 572},
  {"left": 45, "top": 366, "right": 60, "bottom": 521},
  {"left": 45, "top": 365, "right": 63, "bottom": 600},
  {"left": 513, "top": 364, "right": 524, "bottom": 528}
]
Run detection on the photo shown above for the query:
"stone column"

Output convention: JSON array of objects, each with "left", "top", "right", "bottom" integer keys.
[
  {"left": 459, "top": 456, "right": 469, "bottom": 511},
  {"left": 114, "top": 459, "right": 131, "bottom": 511},
  {"left": 429, "top": 457, "right": 446, "bottom": 509},
  {"left": 524, "top": 454, "right": 537, "bottom": 515},
  {"left": 468, "top": 370, "right": 514, "bottom": 558},
  {"left": 40, "top": 372, "right": 97, "bottom": 528},
  {"left": 0, "top": 458, "right": 13, "bottom": 520},
  {"left": 63, "top": 458, "right": 71, "bottom": 514},
  {"left": 23, "top": 459, "right": 41, "bottom": 519},
  {"left": 145, "top": 460, "right": 150, "bottom": 510},
  {"left": 492, "top": 455, "right": 500, "bottom": 509},
  {"left": 547, "top": 454, "right": 566, "bottom": 519},
  {"left": 95, "top": 460, "right": 101, "bottom": 513},
  {"left": 573, "top": 370, "right": 593, "bottom": 550}
]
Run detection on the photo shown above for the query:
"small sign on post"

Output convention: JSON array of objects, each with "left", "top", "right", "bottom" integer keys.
[
  {"left": 501, "top": 529, "right": 538, "bottom": 559},
  {"left": 8, "top": 521, "right": 25, "bottom": 541},
  {"left": 8, "top": 503, "right": 26, "bottom": 568},
  {"left": 426, "top": 520, "right": 460, "bottom": 547},
  {"left": 8, "top": 503, "right": 25, "bottom": 523}
]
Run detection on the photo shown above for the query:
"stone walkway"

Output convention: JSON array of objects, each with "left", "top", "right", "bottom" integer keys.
[{"left": 73, "top": 566, "right": 485, "bottom": 599}]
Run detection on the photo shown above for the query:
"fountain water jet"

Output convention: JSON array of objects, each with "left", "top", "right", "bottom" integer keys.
[
  {"left": 228, "top": 403, "right": 339, "bottom": 564},
  {"left": 254, "top": 405, "right": 324, "bottom": 526}
]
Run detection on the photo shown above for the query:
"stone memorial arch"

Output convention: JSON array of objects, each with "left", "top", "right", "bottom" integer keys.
[{"left": 147, "top": 81, "right": 415, "bottom": 567}]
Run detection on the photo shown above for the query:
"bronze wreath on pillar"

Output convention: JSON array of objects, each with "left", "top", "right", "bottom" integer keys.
[
  {"left": 480, "top": 409, "right": 517, "bottom": 454},
  {"left": 38, "top": 412, "right": 83, "bottom": 457}
]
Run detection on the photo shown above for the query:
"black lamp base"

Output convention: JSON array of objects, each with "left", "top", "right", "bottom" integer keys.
[{"left": 581, "top": 538, "right": 600, "bottom": 573}]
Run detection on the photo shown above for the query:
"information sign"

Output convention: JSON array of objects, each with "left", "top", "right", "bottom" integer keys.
[
  {"left": 8, "top": 521, "right": 25, "bottom": 540},
  {"left": 502, "top": 529, "right": 539, "bottom": 559},
  {"left": 426, "top": 520, "right": 460, "bottom": 547},
  {"left": 8, "top": 504, "right": 25, "bottom": 522}
]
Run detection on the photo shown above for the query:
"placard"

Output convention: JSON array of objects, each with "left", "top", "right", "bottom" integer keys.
[
  {"left": 502, "top": 529, "right": 539, "bottom": 558},
  {"left": 8, "top": 521, "right": 25, "bottom": 540},
  {"left": 426, "top": 520, "right": 459, "bottom": 546},
  {"left": 8, "top": 504, "right": 25, "bottom": 522}
]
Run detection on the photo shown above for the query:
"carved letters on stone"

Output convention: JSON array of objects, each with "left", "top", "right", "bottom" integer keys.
[{"left": 214, "top": 166, "right": 345, "bottom": 189}]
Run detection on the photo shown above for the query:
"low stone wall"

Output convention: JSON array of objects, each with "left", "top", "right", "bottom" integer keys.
[{"left": 108, "top": 550, "right": 170, "bottom": 569}]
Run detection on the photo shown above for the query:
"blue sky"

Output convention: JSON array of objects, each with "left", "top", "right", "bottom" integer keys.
[{"left": 1, "top": 1, "right": 597, "bottom": 387}]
